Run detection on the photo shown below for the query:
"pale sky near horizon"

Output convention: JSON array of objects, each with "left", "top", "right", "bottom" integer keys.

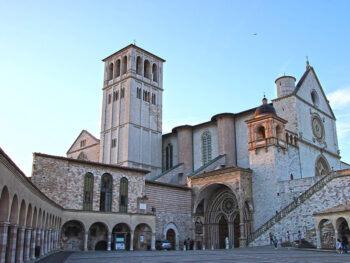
[{"left": 1, "top": 0, "right": 350, "bottom": 176}]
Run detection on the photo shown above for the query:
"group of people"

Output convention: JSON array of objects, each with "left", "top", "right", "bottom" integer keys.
[
  {"left": 337, "top": 236, "right": 348, "bottom": 254},
  {"left": 269, "top": 230, "right": 302, "bottom": 249},
  {"left": 184, "top": 238, "right": 194, "bottom": 250},
  {"left": 269, "top": 232, "right": 279, "bottom": 249}
]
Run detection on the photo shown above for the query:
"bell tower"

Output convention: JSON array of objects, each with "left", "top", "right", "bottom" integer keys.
[
  {"left": 245, "top": 98, "right": 288, "bottom": 228},
  {"left": 99, "top": 44, "right": 165, "bottom": 178}
]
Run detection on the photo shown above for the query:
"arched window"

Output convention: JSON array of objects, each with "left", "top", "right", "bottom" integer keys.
[
  {"left": 136, "top": 56, "right": 142, "bottom": 75},
  {"left": 152, "top": 63, "right": 158, "bottom": 82},
  {"left": 83, "top": 173, "right": 94, "bottom": 210},
  {"left": 202, "top": 131, "right": 212, "bottom": 165},
  {"left": 100, "top": 173, "right": 113, "bottom": 212},
  {"left": 276, "top": 125, "right": 282, "bottom": 140},
  {"left": 122, "top": 56, "right": 127, "bottom": 75},
  {"left": 257, "top": 126, "right": 265, "bottom": 140},
  {"left": 144, "top": 60, "right": 150, "bottom": 79},
  {"left": 108, "top": 63, "right": 114, "bottom": 80},
  {"left": 165, "top": 143, "right": 173, "bottom": 170},
  {"left": 119, "top": 177, "right": 128, "bottom": 213},
  {"left": 115, "top": 59, "right": 121, "bottom": 77},
  {"left": 315, "top": 156, "right": 330, "bottom": 177}
]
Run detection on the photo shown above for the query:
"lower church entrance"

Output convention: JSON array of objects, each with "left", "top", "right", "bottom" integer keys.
[
  {"left": 193, "top": 183, "right": 251, "bottom": 249},
  {"left": 218, "top": 216, "right": 228, "bottom": 249}
]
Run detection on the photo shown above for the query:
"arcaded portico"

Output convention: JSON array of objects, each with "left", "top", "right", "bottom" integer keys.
[
  {"left": 189, "top": 167, "right": 253, "bottom": 249},
  {"left": 314, "top": 203, "right": 350, "bottom": 249}
]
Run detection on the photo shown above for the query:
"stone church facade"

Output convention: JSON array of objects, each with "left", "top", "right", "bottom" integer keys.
[{"left": 2, "top": 44, "right": 350, "bottom": 262}]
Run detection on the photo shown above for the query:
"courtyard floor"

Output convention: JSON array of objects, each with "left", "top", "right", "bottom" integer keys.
[{"left": 40, "top": 246, "right": 350, "bottom": 263}]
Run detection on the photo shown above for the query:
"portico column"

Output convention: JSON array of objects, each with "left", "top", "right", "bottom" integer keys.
[
  {"left": 129, "top": 231, "right": 134, "bottom": 251},
  {"left": 15, "top": 226, "right": 25, "bottom": 263},
  {"left": 48, "top": 229, "right": 52, "bottom": 252},
  {"left": 40, "top": 230, "right": 45, "bottom": 256},
  {"left": 57, "top": 230, "right": 61, "bottom": 249},
  {"left": 84, "top": 233, "right": 88, "bottom": 251},
  {"left": 52, "top": 230, "right": 56, "bottom": 250},
  {"left": 316, "top": 228, "right": 321, "bottom": 249},
  {"left": 107, "top": 232, "right": 111, "bottom": 251},
  {"left": 151, "top": 233, "right": 156, "bottom": 251},
  {"left": 36, "top": 229, "right": 41, "bottom": 257},
  {"left": 23, "top": 227, "right": 32, "bottom": 262},
  {"left": 239, "top": 222, "right": 247, "bottom": 248},
  {"left": 6, "top": 224, "right": 18, "bottom": 263},
  {"left": 30, "top": 228, "right": 37, "bottom": 260},
  {"left": 0, "top": 222, "right": 10, "bottom": 263},
  {"left": 334, "top": 229, "right": 338, "bottom": 249}
]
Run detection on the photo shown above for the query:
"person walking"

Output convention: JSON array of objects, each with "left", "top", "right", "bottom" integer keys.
[
  {"left": 286, "top": 231, "right": 290, "bottom": 242},
  {"left": 338, "top": 239, "right": 343, "bottom": 254},
  {"left": 342, "top": 235, "right": 348, "bottom": 254},
  {"left": 269, "top": 232, "right": 274, "bottom": 245},
  {"left": 297, "top": 231, "right": 302, "bottom": 247},
  {"left": 273, "top": 235, "right": 278, "bottom": 249}
]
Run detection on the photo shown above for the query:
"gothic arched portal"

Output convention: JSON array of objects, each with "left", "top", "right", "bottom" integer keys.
[{"left": 200, "top": 184, "right": 246, "bottom": 249}]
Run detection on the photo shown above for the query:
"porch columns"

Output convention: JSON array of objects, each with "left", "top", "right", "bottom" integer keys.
[
  {"left": 15, "top": 226, "right": 25, "bottom": 263},
  {"left": 107, "top": 232, "right": 111, "bottom": 251},
  {"left": 23, "top": 227, "right": 32, "bottom": 262},
  {"left": 0, "top": 222, "right": 10, "bottom": 263},
  {"left": 130, "top": 231, "right": 134, "bottom": 251},
  {"left": 6, "top": 224, "right": 18, "bottom": 263},
  {"left": 151, "top": 233, "right": 156, "bottom": 250},
  {"left": 30, "top": 228, "right": 36, "bottom": 260},
  {"left": 84, "top": 233, "right": 88, "bottom": 251}
]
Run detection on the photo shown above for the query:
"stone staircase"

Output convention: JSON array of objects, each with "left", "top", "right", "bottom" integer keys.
[{"left": 247, "top": 172, "right": 336, "bottom": 244}]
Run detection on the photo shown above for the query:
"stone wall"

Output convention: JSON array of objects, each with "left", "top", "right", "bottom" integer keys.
[
  {"left": 249, "top": 170, "right": 350, "bottom": 247},
  {"left": 31, "top": 153, "right": 147, "bottom": 213},
  {"left": 145, "top": 181, "right": 192, "bottom": 247}
]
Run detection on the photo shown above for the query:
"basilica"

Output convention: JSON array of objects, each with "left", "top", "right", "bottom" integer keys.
[{"left": 1, "top": 44, "right": 350, "bottom": 263}]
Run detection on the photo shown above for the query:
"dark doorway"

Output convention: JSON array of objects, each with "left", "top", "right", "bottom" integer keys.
[
  {"left": 234, "top": 214, "right": 240, "bottom": 248},
  {"left": 166, "top": 229, "right": 175, "bottom": 250},
  {"left": 219, "top": 216, "right": 228, "bottom": 249},
  {"left": 95, "top": 240, "right": 107, "bottom": 250}
]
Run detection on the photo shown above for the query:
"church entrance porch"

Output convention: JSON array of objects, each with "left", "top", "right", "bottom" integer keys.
[{"left": 189, "top": 167, "right": 253, "bottom": 249}]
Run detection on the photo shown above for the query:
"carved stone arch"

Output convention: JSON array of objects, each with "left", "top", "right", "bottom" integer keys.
[
  {"left": 163, "top": 222, "right": 179, "bottom": 250},
  {"left": 315, "top": 154, "right": 330, "bottom": 177}
]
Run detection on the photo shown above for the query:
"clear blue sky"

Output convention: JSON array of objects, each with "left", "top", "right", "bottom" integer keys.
[{"left": 1, "top": 0, "right": 350, "bottom": 176}]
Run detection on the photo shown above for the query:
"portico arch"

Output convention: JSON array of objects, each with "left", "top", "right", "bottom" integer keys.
[
  {"left": 163, "top": 222, "right": 179, "bottom": 250},
  {"left": 134, "top": 223, "right": 152, "bottom": 250},
  {"left": 319, "top": 219, "right": 335, "bottom": 249},
  {"left": 61, "top": 220, "right": 85, "bottom": 251},
  {"left": 0, "top": 186, "right": 10, "bottom": 222}
]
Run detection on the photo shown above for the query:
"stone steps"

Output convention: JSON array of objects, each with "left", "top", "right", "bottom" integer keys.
[{"left": 247, "top": 172, "right": 335, "bottom": 244}]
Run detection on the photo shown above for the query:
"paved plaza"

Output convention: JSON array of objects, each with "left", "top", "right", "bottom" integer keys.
[{"left": 40, "top": 247, "right": 350, "bottom": 263}]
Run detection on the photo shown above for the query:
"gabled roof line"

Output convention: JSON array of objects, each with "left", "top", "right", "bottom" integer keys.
[
  {"left": 293, "top": 67, "right": 335, "bottom": 119},
  {"left": 66, "top": 130, "right": 100, "bottom": 154}
]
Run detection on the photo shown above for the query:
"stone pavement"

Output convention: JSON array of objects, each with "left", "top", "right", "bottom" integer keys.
[{"left": 62, "top": 247, "right": 350, "bottom": 263}]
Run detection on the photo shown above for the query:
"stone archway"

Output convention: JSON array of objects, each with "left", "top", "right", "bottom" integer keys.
[
  {"left": 319, "top": 219, "right": 335, "bottom": 249},
  {"left": 112, "top": 223, "right": 131, "bottom": 250},
  {"left": 166, "top": 229, "right": 175, "bottom": 250},
  {"left": 88, "top": 222, "right": 108, "bottom": 251},
  {"left": 61, "top": 220, "right": 85, "bottom": 251},
  {"left": 163, "top": 222, "right": 179, "bottom": 250},
  {"left": 218, "top": 216, "right": 228, "bottom": 249},
  {"left": 202, "top": 184, "right": 242, "bottom": 249},
  {"left": 134, "top": 224, "right": 152, "bottom": 250}
]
